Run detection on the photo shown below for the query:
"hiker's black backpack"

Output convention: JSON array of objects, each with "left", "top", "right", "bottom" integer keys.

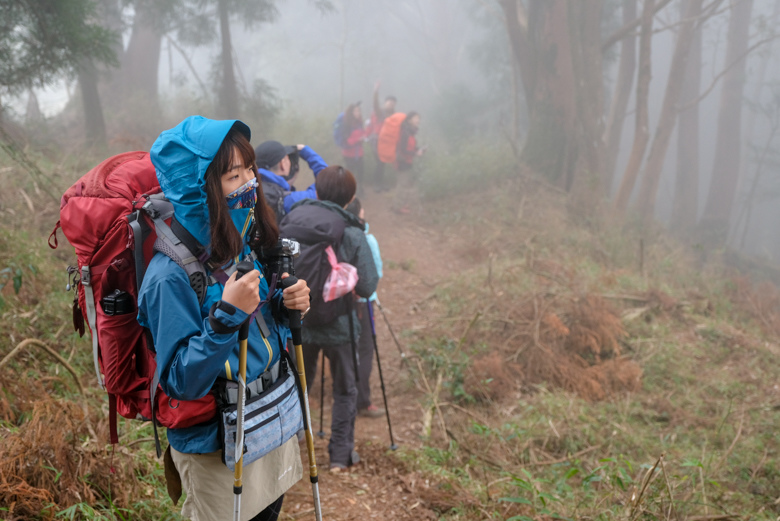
[
  {"left": 279, "top": 202, "right": 356, "bottom": 327},
  {"left": 261, "top": 180, "right": 290, "bottom": 223}
]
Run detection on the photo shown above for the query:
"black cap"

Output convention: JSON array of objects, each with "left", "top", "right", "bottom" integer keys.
[{"left": 254, "top": 140, "right": 297, "bottom": 170}]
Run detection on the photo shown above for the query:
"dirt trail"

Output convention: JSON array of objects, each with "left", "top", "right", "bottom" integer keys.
[{"left": 282, "top": 191, "right": 474, "bottom": 520}]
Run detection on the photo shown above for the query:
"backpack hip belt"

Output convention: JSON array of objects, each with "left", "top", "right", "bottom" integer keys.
[{"left": 216, "top": 359, "right": 281, "bottom": 405}]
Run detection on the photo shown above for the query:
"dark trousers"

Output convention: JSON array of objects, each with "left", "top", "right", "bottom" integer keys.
[
  {"left": 356, "top": 301, "right": 375, "bottom": 410},
  {"left": 249, "top": 494, "right": 284, "bottom": 521},
  {"left": 303, "top": 341, "right": 357, "bottom": 467}
]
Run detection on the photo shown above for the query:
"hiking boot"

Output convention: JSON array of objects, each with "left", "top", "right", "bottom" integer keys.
[
  {"left": 330, "top": 450, "right": 360, "bottom": 472},
  {"left": 349, "top": 449, "right": 360, "bottom": 465},
  {"left": 358, "top": 404, "right": 386, "bottom": 418}
]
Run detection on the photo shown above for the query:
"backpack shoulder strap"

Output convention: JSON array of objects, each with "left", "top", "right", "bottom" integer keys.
[{"left": 133, "top": 195, "right": 211, "bottom": 306}]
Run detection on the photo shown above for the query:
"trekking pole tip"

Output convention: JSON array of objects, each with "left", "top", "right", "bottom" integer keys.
[
  {"left": 316, "top": 431, "right": 326, "bottom": 439},
  {"left": 390, "top": 444, "right": 399, "bottom": 451}
]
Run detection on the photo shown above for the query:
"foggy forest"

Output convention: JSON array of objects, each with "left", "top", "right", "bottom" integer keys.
[{"left": 2, "top": 0, "right": 780, "bottom": 519}]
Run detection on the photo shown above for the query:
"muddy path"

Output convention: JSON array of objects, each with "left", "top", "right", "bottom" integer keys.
[{"left": 282, "top": 191, "right": 477, "bottom": 520}]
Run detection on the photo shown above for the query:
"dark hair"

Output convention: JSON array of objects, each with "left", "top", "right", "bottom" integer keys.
[
  {"left": 344, "top": 103, "right": 363, "bottom": 132},
  {"left": 344, "top": 197, "right": 362, "bottom": 217},
  {"left": 404, "top": 111, "right": 419, "bottom": 124},
  {"left": 205, "top": 127, "right": 278, "bottom": 265},
  {"left": 316, "top": 166, "right": 356, "bottom": 208},
  {"left": 385, "top": 95, "right": 397, "bottom": 103}
]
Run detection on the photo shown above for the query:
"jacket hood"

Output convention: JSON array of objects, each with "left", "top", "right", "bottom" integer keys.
[
  {"left": 290, "top": 198, "right": 365, "bottom": 231},
  {"left": 150, "top": 116, "right": 251, "bottom": 247}
]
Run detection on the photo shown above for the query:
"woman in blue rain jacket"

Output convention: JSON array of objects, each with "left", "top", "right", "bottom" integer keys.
[{"left": 138, "top": 116, "right": 310, "bottom": 521}]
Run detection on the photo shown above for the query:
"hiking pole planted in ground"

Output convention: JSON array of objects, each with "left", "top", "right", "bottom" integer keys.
[
  {"left": 282, "top": 275, "right": 323, "bottom": 521},
  {"left": 367, "top": 301, "right": 398, "bottom": 451},
  {"left": 374, "top": 298, "right": 407, "bottom": 361},
  {"left": 233, "top": 258, "right": 254, "bottom": 521},
  {"left": 317, "top": 351, "right": 326, "bottom": 438}
]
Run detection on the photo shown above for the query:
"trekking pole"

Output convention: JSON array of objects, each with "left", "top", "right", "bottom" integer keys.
[
  {"left": 347, "top": 298, "right": 360, "bottom": 383},
  {"left": 374, "top": 298, "right": 407, "bottom": 361},
  {"left": 233, "top": 258, "right": 255, "bottom": 521},
  {"left": 317, "top": 352, "right": 326, "bottom": 439},
  {"left": 367, "top": 301, "right": 398, "bottom": 451},
  {"left": 281, "top": 275, "right": 323, "bottom": 521}
]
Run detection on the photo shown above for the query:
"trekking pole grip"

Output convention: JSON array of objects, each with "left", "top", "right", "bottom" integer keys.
[
  {"left": 235, "top": 257, "right": 255, "bottom": 340},
  {"left": 281, "top": 275, "right": 303, "bottom": 346}
]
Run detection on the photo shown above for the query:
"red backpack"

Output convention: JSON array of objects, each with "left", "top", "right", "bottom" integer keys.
[{"left": 50, "top": 151, "right": 218, "bottom": 456}]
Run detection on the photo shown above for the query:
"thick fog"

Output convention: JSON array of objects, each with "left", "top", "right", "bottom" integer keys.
[{"left": 5, "top": 0, "right": 780, "bottom": 261}]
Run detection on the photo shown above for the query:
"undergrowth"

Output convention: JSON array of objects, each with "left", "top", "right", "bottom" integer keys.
[
  {"left": 391, "top": 177, "right": 780, "bottom": 519},
  {"left": 2, "top": 132, "right": 780, "bottom": 520}
]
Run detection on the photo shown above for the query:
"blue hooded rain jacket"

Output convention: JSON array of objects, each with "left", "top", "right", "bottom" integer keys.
[{"left": 137, "top": 116, "right": 290, "bottom": 454}]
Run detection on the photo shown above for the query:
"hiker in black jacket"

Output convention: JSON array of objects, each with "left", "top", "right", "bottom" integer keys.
[{"left": 279, "top": 166, "right": 379, "bottom": 472}]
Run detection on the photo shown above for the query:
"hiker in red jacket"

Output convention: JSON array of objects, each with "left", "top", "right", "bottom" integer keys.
[
  {"left": 367, "top": 82, "right": 397, "bottom": 192},
  {"left": 392, "top": 112, "right": 425, "bottom": 214},
  {"left": 339, "top": 102, "right": 368, "bottom": 195}
]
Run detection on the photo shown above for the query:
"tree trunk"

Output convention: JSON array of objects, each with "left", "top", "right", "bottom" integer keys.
[
  {"left": 603, "top": 0, "right": 637, "bottom": 196},
  {"left": 217, "top": 0, "right": 239, "bottom": 119},
  {"left": 671, "top": 0, "right": 702, "bottom": 235},
  {"left": 729, "top": 0, "right": 780, "bottom": 246},
  {"left": 635, "top": 0, "right": 704, "bottom": 220},
  {"left": 614, "top": 0, "right": 654, "bottom": 213},
  {"left": 568, "top": 0, "right": 607, "bottom": 214},
  {"left": 121, "top": 0, "right": 162, "bottom": 107},
  {"left": 519, "top": 0, "right": 578, "bottom": 187},
  {"left": 698, "top": 0, "right": 754, "bottom": 245},
  {"left": 78, "top": 60, "right": 107, "bottom": 149},
  {"left": 738, "top": 117, "right": 780, "bottom": 249},
  {"left": 25, "top": 89, "right": 42, "bottom": 123}
]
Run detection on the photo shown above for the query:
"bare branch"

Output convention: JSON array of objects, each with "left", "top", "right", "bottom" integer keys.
[
  {"left": 166, "top": 36, "right": 210, "bottom": 100},
  {"left": 678, "top": 34, "right": 779, "bottom": 111},
  {"left": 602, "top": 0, "right": 676, "bottom": 52}
]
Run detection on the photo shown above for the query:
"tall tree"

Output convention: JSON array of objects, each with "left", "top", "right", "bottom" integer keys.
[
  {"left": 121, "top": 0, "right": 165, "bottom": 107},
  {"left": 0, "top": 0, "right": 117, "bottom": 97},
  {"left": 671, "top": 0, "right": 703, "bottom": 235},
  {"left": 499, "top": 0, "right": 578, "bottom": 187},
  {"left": 635, "top": 0, "right": 705, "bottom": 220},
  {"left": 614, "top": 0, "right": 654, "bottom": 213},
  {"left": 603, "top": 0, "right": 637, "bottom": 196},
  {"left": 568, "top": 0, "right": 607, "bottom": 213},
  {"left": 699, "top": 0, "right": 755, "bottom": 245},
  {"left": 78, "top": 60, "right": 108, "bottom": 148},
  {"left": 217, "top": 0, "right": 240, "bottom": 118}
]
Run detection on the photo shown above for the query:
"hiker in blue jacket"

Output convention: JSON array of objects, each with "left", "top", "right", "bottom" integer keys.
[
  {"left": 255, "top": 140, "right": 328, "bottom": 222},
  {"left": 138, "top": 116, "right": 311, "bottom": 521}
]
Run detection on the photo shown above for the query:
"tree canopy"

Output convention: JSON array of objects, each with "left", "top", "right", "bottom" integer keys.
[{"left": 0, "top": 0, "right": 117, "bottom": 95}]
